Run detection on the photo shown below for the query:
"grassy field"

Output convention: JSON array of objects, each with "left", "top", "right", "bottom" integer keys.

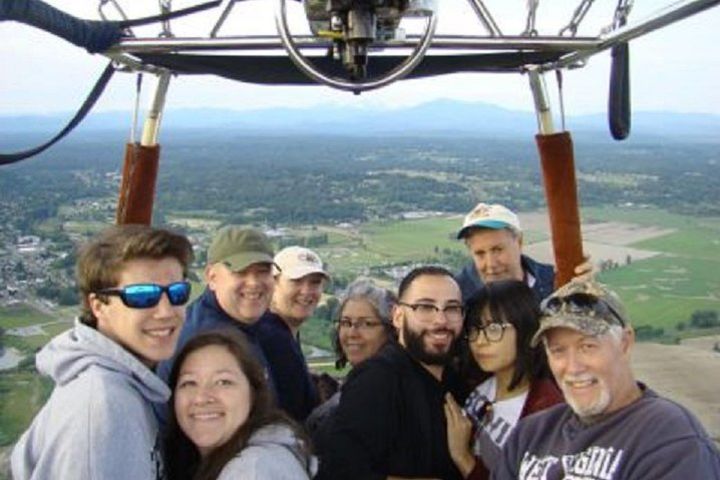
[
  {"left": 4, "top": 322, "right": 71, "bottom": 352},
  {"left": 587, "top": 207, "right": 720, "bottom": 337},
  {"left": 363, "top": 217, "right": 462, "bottom": 257},
  {"left": 600, "top": 256, "right": 720, "bottom": 332},
  {"left": 583, "top": 206, "right": 720, "bottom": 231},
  {"left": 0, "top": 371, "right": 52, "bottom": 447},
  {"left": 0, "top": 305, "right": 52, "bottom": 330},
  {"left": 0, "top": 305, "right": 71, "bottom": 354},
  {"left": 633, "top": 228, "right": 720, "bottom": 260},
  {"left": 316, "top": 215, "right": 547, "bottom": 275}
]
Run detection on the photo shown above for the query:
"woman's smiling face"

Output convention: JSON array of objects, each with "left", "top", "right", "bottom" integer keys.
[{"left": 174, "top": 344, "right": 253, "bottom": 457}]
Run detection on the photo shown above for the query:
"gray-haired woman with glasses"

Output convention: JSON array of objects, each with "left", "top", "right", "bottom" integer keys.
[
  {"left": 306, "top": 278, "right": 397, "bottom": 439},
  {"left": 444, "top": 280, "right": 563, "bottom": 480}
]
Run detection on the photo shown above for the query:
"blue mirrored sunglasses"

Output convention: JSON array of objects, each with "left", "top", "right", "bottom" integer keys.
[{"left": 97, "top": 281, "right": 192, "bottom": 309}]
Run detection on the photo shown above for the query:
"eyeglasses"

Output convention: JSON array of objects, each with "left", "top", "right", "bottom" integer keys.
[
  {"left": 336, "top": 318, "right": 384, "bottom": 331},
  {"left": 466, "top": 322, "right": 511, "bottom": 343},
  {"left": 96, "top": 281, "right": 192, "bottom": 309},
  {"left": 541, "top": 293, "right": 625, "bottom": 326},
  {"left": 398, "top": 302, "right": 465, "bottom": 322}
]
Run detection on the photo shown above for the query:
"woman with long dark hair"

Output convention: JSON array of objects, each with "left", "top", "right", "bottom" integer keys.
[
  {"left": 445, "top": 280, "right": 563, "bottom": 480},
  {"left": 165, "top": 330, "right": 316, "bottom": 480}
]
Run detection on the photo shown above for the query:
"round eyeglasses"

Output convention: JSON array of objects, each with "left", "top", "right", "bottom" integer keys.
[
  {"left": 466, "top": 322, "right": 511, "bottom": 343},
  {"left": 336, "top": 318, "right": 384, "bottom": 331}
]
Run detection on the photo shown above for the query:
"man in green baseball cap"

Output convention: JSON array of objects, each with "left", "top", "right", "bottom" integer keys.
[
  {"left": 157, "top": 226, "right": 278, "bottom": 402},
  {"left": 207, "top": 227, "right": 275, "bottom": 273}
]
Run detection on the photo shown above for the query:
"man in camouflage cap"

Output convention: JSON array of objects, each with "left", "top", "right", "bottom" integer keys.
[
  {"left": 531, "top": 278, "right": 629, "bottom": 347},
  {"left": 494, "top": 279, "right": 720, "bottom": 480}
]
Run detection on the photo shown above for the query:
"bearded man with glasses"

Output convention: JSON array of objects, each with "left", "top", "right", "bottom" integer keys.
[
  {"left": 317, "top": 265, "right": 466, "bottom": 480},
  {"left": 12, "top": 225, "right": 193, "bottom": 480},
  {"left": 494, "top": 279, "right": 720, "bottom": 480}
]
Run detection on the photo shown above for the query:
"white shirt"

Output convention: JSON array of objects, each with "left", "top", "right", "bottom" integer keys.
[{"left": 463, "top": 376, "right": 528, "bottom": 471}]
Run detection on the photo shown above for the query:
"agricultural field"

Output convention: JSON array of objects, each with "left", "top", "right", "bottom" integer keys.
[
  {"left": 601, "top": 255, "right": 720, "bottom": 332},
  {"left": 0, "top": 305, "right": 52, "bottom": 331},
  {"left": 581, "top": 207, "right": 720, "bottom": 335},
  {"left": 0, "top": 370, "right": 52, "bottom": 446},
  {"left": 315, "top": 215, "right": 548, "bottom": 276}
]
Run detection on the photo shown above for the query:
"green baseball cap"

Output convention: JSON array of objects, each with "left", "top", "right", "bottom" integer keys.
[{"left": 207, "top": 226, "right": 274, "bottom": 272}]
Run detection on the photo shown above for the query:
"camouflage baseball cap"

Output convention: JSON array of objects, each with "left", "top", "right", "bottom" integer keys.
[
  {"left": 207, "top": 226, "right": 274, "bottom": 272},
  {"left": 531, "top": 279, "right": 629, "bottom": 347}
]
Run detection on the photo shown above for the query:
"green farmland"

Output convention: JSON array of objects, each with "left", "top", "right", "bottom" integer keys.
[
  {"left": 0, "top": 305, "right": 52, "bottom": 331},
  {"left": 601, "top": 255, "right": 720, "bottom": 332},
  {"left": 585, "top": 207, "right": 720, "bottom": 336}
]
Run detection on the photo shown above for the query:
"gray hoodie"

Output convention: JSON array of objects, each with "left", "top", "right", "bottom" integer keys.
[
  {"left": 11, "top": 319, "right": 170, "bottom": 480},
  {"left": 217, "top": 424, "right": 318, "bottom": 480}
]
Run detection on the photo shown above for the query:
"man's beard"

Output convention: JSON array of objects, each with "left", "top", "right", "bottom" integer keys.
[
  {"left": 561, "top": 376, "right": 612, "bottom": 423},
  {"left": 403, "top": 322, "right": 459, "bottom": 367}
]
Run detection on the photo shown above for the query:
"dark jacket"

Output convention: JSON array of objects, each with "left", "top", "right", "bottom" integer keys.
[
  {"left": 316, "top": 342, "right": 464, "bottom": 480},
  {"left": 256, "top": 311, "right": 319, "bottom": 422},
  {"left": 456, "top": 254, "right": 555, "bottom": 303},
  {"left": 155, "top": 288, "right": 277, "bottom": 426},
  {"left": 465, "top": 378, "right": 563, "bottom": 480}
]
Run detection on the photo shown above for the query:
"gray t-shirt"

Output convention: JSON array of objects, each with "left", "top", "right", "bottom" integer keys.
[{"left": 494, "top": 386, "right": 720, "bottom": 480}]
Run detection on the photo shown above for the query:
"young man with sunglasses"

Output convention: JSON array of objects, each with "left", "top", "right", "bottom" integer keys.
[
  {"left": 494, "top": 279, "right": 720, "bottom": 480},
  {"left": 12, "top": 225, "right": 193, "bottom": 480},
  {"left": 317, "top": 266, "right": 466, "bottom": 480}
]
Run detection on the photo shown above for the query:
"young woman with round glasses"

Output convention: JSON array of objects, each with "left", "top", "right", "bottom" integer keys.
[
  {"left": 444, "top": 280, "right": 563, "bottom": 480},
  {"left": 306, "top": 278, "right": 397, "bottom": 442}
]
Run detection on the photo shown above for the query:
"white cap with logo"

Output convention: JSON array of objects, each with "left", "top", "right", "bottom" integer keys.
[
  {"left": 456, "top": 203, "right": 521, "bottom": 239},
  {"left": 273, "top": 246, "right": 329, "bottom": 280}
]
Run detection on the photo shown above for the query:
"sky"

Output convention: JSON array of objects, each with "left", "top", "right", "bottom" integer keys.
[{"left": 1, "top": 0, "right": 719, "bottom": 116}]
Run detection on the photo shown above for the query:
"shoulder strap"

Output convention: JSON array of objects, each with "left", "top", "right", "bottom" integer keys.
[{"left": 0, "top": 61, "right": 115, "bottom": 165}]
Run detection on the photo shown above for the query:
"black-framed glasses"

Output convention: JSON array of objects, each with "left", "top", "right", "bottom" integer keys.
[
  {"left": 96, "top": 281, "right": 192, "bottom": 309},
  {"left": 398, "top": 302, "right": 465, "bottom": 322},
  {"left": 336, "top": 318, "right": 384, "bottom": 331},
  {"left": 541, "top": 293, "right": 625, "bottom": 326},
  {"left": 466, "top": 322, "right": 511, "bottom": 343}
]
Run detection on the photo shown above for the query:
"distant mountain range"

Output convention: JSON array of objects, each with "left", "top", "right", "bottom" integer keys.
[{"left": 2, "top": 99, "right": 719, "bottom": 140}]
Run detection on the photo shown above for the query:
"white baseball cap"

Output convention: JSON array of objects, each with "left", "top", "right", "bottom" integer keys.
[
  {"left": 273, "top": 246, "right": 329, "bottom": 280},
  {"left": 456, "top": 203, "right": 521, "bottom": 239}
]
